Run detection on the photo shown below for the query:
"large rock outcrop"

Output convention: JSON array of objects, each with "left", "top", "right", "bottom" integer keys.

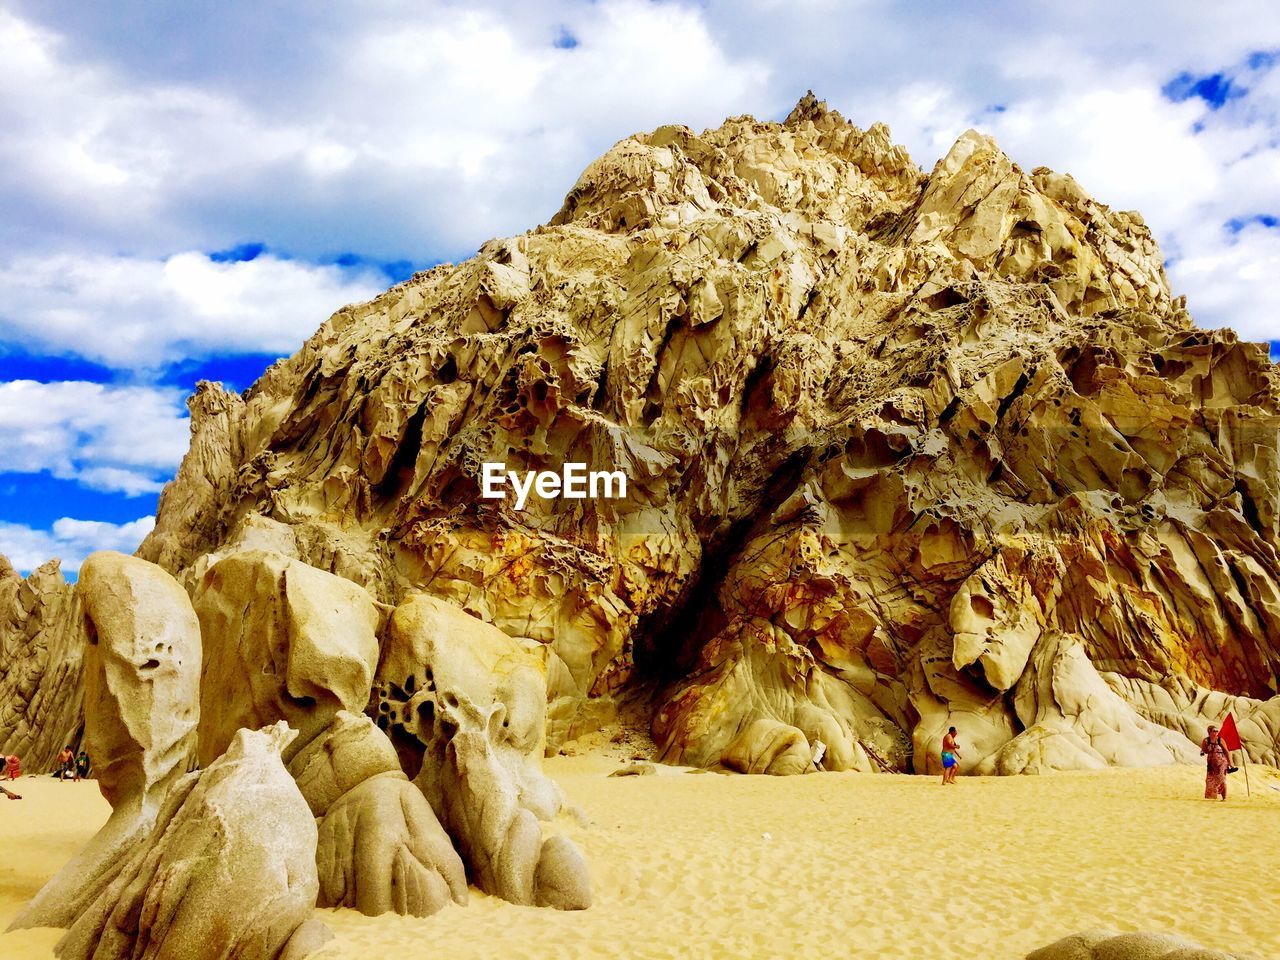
[
  {"left": 95, "top": 94, "right": 1280, "bottom": 774},
  {"left": 10, "top": 552, "right": 201, "bottom": 930},
  {"left": 0, "top": 555, "right": 85, "bottom": 771}
]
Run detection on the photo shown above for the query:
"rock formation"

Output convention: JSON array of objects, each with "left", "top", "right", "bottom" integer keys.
[
  {"left": 375, "top": 594, "right": 591, "bottom": 908},
  {"left": 191, "top": 549, "right": 383, "bottom": 766},
  {"left": 10, "top": 552, "right": 201, "bottom": 930},
  {"left": 0, "top": 555, "right": 85, "bottom": 771},
  {"left": 292, "top": 711, "right": 467, "bottom": 917},
  {"left": 57, "top": 723, "right": 321, "bottom": 960},
  {"left": 1027, "top": 929, "right": 1245, "bottom": 960},
  {"left": 110, "top": 93, "right": 1280, "bottom": 776}
]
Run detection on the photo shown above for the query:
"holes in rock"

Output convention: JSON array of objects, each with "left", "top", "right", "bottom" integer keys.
[
  {"left": 923, "top": 287, "right": 967, "bottom": 311},
  {"left": 438, "top": 354, "right": 459, "bottom": 384},
  {"left": 969, "top": 595, "right": 995, "bottom": 620}
]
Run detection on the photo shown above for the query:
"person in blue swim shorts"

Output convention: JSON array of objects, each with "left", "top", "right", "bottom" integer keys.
[{"left": 940, "top": 726, "right": 961, "bottom": 784}]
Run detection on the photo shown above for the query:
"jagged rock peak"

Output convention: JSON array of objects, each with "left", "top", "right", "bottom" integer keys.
[{"left": 784, "top": 89, "right": 832, "bottom": 126}]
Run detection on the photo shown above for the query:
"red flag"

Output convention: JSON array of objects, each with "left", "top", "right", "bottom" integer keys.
[{"left": 1219, "top": 712, "right": 1242, "bottom": 752}]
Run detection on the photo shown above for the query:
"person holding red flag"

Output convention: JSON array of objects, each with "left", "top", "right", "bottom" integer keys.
[
  {"left": 1217, "top": 713, "right": 1243, "bottom": 753},
  {"left": 1200, "top": 723, "right": 1231, "bottom": 801}
]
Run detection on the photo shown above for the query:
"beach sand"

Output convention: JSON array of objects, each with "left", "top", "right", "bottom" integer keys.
[{"left": 2, "top": 759, "right": 1278, "bottom": 959}]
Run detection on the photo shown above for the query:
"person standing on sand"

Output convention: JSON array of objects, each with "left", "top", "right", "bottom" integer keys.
[
  {"left": 941, "top": 727, "right": 962, "bottom": 784},
  {"left": 0, "top": 757, "right": 21, "bottom": 799},
  {"left": 55, "top": 745, "right": 74, "bottom": 781},
  {"left": 3, "top": 754, "right": 18, "bottom": 780},
  {"left": 1200, "top": 724, "right": 1230, "bottom": 801},
  {"left": 74, "top": 750, "right": 90, "bottom": 782}
]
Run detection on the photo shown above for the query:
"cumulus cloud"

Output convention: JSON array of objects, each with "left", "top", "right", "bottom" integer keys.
[
  {"left": 0, "top": 251, "right": 385, "bottom": 369},
  {"left": 1167, "top": 222, "right": 1280, "bottom": 341},
  {"left": 0, "top": 515, "right": 155, "bottom": 576},
  {"left": 0, "top": 2, "right": 764, "bottom": 261},
  {"left": 0, "top": 380, "right": 189, "bottom": 494}
]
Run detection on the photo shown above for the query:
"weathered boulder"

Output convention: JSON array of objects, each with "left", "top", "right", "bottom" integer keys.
[
  {"left": 191, "top": 550, "right": 382, "bottom": 765},
  {"left": 1027, "top": 929, "right": 1244, "bottom": 959},
  {"left": 374, "top": 594, "right": 590, "bottom": 909},
  {"left": 289, "top": 711, "right": 467, "bottom": 918},
  {"left": 315, "top": 771, "right": 466, "bottom": 917},
  {"left": 287, "top": 709, "right": 402, "bottom": 817},
  {"left": 57, "top": 723, "right": 320, "bottom": 960},
  {"left": 1105, "top": 672, "right": 1280, "bottom": 767},
  {"left": 978, "top": 634, "right": 1200, "bottom": 775},
  {"left": 721, "top": 718, "right": 812, "bottom": 775},
  {"left": 10, "top": 552, "right": 200, "bottom": 930}
]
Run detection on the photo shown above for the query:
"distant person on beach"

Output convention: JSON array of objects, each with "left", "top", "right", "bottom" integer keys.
[
  {"left": 55, "top": 745, "right": 74, "bottom": 781},
  {"left": 1200, "top": 724, "right": 1230, "bottom": 801},
  {"left": 3, "top": 754, "right": 18, "bottom": 780},
  {"left": 74, "top": 750, "right": 91, "bottom": 782},
  {"left": 0, "top": 757, "right": 21, "bottom": 799},
  {"left": 941, "top": 727, "right": 961, "bottom": 784}
]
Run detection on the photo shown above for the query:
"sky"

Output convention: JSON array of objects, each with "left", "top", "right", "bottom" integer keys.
[{"left": 1, "top": 0, "right": 1279, "bottom": 575}]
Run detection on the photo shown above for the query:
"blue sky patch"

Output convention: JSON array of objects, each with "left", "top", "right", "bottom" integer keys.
[
  {"left": 1226, "top": 214, "right": 1279, "bottom": 233},
  {"left": 1162, "top": 71, "right": 1241, "bottom": 110},
  {"left": 328, "top": 252, "right": 432, "bottom": 284},
  {"left": 0, "top": 346, "right": 116, "bottom": 384},
  {"left": 0, "top": 473, "right": 159, "bottom": 527},
  {"left": 159, "top": 351, "right": 287, "bottom": 392},
  {"left": 208, "top": 241, "right": 267, "bottom": 262},
  {"left": 1247, "top": 50, "right": 1279, "bottom": 72}
]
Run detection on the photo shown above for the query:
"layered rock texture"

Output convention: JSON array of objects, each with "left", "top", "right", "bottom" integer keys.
[
  {"left": 10, "top": 553, "right": 200, "bottom": 930},
  {"left": 57, "top": 724, "right": 321, "bottom": 960},
  {"left": 0, "top": 556, "right": 84, "bottom": 771},
  {"left": 5, "top": 94, "right": 1280, "bottom": 794}
]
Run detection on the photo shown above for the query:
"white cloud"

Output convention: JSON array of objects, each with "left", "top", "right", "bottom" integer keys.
[
  {"left": 0, "top": 515, "right": 154, "bottom": 576},
  {"left": 0, "top": 380, "right": 188, "bottom": 494},
  {"left": 0, "top": 2, "right": 765, "bottom": 261},
  {"left": 0, "top": 251, "right": 385, "bottom": 369},
  {"left": 1167, "top": 222, "right": 1280, "bottom": 341}
]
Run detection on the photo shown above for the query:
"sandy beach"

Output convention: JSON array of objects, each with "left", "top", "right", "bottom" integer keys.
[{"left": 2, "top": 759, "right": 1277, "bottom": 960}]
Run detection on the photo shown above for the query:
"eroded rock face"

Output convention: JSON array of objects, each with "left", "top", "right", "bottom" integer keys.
[
  {"left": 191, "top": 550, "right": 382, "bottom": 765},
  {"left": 57, "top": 723, "right": 319, "bottom": 960},
  {"left": 977, "top": 634, "right": 1200, "bottom": 775},
  {"left": 129, "top": 94, "right": 1280, "bottom": 773},
  {"left": 375, "top": 594, "right": 590, "bottom": 908},
  {"left": 289, "top": 711, "right": 467, "bottom": 918},
  {"left": 11, "top": 552, "right": 201, "bottom": 931},
  {"left": 0, "top": 555, "right": 85, "bottom": 772}
]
